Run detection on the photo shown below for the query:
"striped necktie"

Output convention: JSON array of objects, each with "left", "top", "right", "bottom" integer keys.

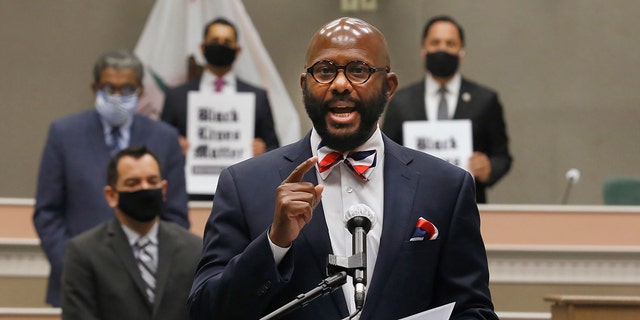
[
  {"left": 109, "top": 127, "right": 121, "bottom": 156},
  {"left": 135, "top": 237, "right": 156, "bottom": 303},
  {"left": 317, "top": 144, "right": 377, "bottom": 181}
]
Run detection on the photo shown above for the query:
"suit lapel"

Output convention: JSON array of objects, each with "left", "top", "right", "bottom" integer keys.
[
  {"left": 235, "top": 78, "right": 248, "bottom": 93},
  {"left": 278, "top": 134, "right": 349, "bottom": 317},
  {"left": 453, "top": 78, "right": 473, "bottom": 119},
  {"left": 129, "top": 115, "right": 147, "bottom": 147},
  {"left": 152, "top": 221, "right": 177, "bottom": 316},
  {"left": 412, "top": 80, "right": 428, "bottom": 120},
  {"left": 87, "top": 110, "right": 112, "bottom": 157},
  {"left": 362, "top": 137, "right": 420, "bottom": 317},
  {"left": 106, "top": 219, "right": 152, "bottom": 309}
]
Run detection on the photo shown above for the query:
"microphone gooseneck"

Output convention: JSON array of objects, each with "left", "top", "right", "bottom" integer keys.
[
  {"left": 344, "top": 204, "right": 375, "bottom": 311},
  {"left": 561, "top": 168, "right": 581, "bottom": 204}
]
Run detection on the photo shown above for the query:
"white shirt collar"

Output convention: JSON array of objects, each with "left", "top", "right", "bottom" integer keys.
[
  {"left": 200, "top": 68, "right": 237, "bottom": 93},
  {"left": 120, "top": 219, "right": 159, "bottom": 246},
  {"left": 425, "top": 71, "right": 462, "bottom": 96}
]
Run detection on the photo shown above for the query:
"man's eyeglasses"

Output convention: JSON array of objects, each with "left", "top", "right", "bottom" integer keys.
[
  {"left": 99, "top": 84, "right": 140, "bottom": 96},
  {"left": 306, "top": 60, "right": 389, "bottom": 84}
]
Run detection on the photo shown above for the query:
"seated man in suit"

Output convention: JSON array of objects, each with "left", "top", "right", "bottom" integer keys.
[
  {"left": 33, "top": 50, "right": 189, "bottom": 307},
  {"left": 161, "top": 17, "right": 280, "bottom": 157},
  {"left": 189, "top": 17, "right": 497, "bottom": 320},
  {"left": 61, "top": 146, "right": 202, "bottom": 320},
  {"left": 381, "top": 15, "right": 512, "bottom": 203}
]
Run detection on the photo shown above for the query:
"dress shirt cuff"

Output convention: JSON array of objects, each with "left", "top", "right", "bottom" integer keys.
[{"left": 267, "top": 229, "right": 291, "bottom": 265}]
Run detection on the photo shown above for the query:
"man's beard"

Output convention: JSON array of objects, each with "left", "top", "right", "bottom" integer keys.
[{"left": 304, "top": 82, "right": 388, "bottom": 152}]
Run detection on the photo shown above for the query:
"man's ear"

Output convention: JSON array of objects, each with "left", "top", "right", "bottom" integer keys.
[
  {"left": 104, "top": 185, "right": 118, "bottom": 209},
  {"left": 300, "top": 73, "right": 307, "bottom": 90},
  {"left": 459, "top": 49, "right": 466, "bottom": 63},
  {"left": 91, "top": 82, "right": 98, "bottom": 95},
  {"left": 420, "top": 47, "right": 428, "bottom": 62},
  {"left": 161, "top": 180, "right": 168, "bottom": 201},
  {"left": 385, "top": 72, "right": 399, "bottom": 101}
]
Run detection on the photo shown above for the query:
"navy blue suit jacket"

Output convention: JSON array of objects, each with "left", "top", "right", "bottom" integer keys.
[
  {"left": 189, "top": 132, "right": 497, "bottom": 320},
  {"left": 160, "top": 78, "right": 280, "bottom": 151},
  {"left": 381, "top": 78, "right": 512, "bottom": 203},
  {"left": 34, "top": 110, "right": 189, "bottom": 306}
]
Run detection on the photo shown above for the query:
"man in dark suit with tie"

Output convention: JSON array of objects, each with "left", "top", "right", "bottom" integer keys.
[
  {"left": 33, "top": 50, "right": 189, "bottom": 307},
  {"left": 61, "top": 146, "right": 202, "bottom": 320},
  {"left": 161, "top": 17, "right": 279, "bottom": 157},
  {"left": 189, "top": 17, "right": 497, "bottom": 320},
  {"left": 381, "top": 15, "right": 512, "bottom": 203}
]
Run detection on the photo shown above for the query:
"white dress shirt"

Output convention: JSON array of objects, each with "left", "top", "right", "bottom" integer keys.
[
  {"left": 100, "top": 117, "right": 133, "bottom": 151},
  {"left": 269, "top": 127, "right": 385, "bottom": 313},
  {"left": 311, "top": 127, "right": 384, "bottom": 313}
]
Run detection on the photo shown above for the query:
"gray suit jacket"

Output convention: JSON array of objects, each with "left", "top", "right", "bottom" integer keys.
[
  {"left": 381, "top": 78, "right": 512, "bottom": 203},
  {"left": 62, "top": 219, "right": 202, "bottom": 320},
  {"left": 34, "top": 110, "right": 190, "bottom": 306}
]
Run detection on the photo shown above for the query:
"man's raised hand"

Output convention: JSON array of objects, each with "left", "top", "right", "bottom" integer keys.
[{"left": 270, "top": 156, "right": 324, "bottom": 247}]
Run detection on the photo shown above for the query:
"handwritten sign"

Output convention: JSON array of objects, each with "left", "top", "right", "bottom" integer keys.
[
  {"left": 403, "top": 120, "right": 473, "bottom": 171},
  {"left": 185, "top": 92, "right": 255, "bottom": 194}
]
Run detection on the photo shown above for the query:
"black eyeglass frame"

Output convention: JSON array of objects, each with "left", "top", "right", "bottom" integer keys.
[{"left": 305, "top": 60, "right": 390, "bottom": 84}]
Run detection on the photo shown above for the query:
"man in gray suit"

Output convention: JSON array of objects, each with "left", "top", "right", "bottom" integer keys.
[
  {"left": 62, "top": 146, "right": 202, "bottom": 320},
  {"left": 33, "top": 50, "right": 189, "bottom": 307}
]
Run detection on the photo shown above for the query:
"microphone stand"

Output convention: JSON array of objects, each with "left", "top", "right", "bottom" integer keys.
[
  {"left": 561, "top": 179, "right": 573, "bottom": 204},
  {"left": 259, "top": 271, "right": 347, "bottom": 320},
  {"left": 561, "top": 178, "right": 576, "bottom": 204}
]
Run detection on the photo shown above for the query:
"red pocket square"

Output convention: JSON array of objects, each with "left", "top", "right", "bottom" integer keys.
[{"left": 410, "top": 217, "right": 439, "bottom": 241}]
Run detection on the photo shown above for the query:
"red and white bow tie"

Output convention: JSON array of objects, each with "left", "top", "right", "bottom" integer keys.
[{"left": 317, "top": 144, "right": 377, "bottom": 181}]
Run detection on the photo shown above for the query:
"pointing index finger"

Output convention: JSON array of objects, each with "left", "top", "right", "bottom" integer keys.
[{"left": 283, "top": 156, "right": 318, "bottom": 184}]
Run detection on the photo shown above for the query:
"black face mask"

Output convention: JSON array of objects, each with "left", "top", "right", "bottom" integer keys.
[
  {"left": 425, "top": 51, "right": 460, "bottom": 78},
  {"left": 117, "top": 188, "right": 163, "bottom": 222},
  {"left": 203, "top": 43, "right": 237, "bottom": 67}
]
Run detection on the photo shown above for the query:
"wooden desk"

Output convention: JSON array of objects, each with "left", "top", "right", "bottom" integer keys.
[{"left": 545, "top": 295, "right": 640, "bottom": 320}]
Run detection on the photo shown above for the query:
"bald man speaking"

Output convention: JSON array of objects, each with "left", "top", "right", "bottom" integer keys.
[{"left": 189, "top": 17, "right": 498, "bottom": 320}]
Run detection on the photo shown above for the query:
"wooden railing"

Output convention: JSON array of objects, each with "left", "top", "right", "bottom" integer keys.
[{"left": 2, "top": 199, "right": 640, "bottom": 315}]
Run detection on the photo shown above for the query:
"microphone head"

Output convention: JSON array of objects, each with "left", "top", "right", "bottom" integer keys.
[
  {"left": 344, "top": 204, "right": 375, "bottom": 234},
  {"left": 565, "top": 168, "right": 581, "bottom": 184}
]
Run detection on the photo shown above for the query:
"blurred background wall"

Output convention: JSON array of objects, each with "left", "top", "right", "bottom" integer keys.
[{"left": 1, "top": 0, "right": 638, "bottom": 204}]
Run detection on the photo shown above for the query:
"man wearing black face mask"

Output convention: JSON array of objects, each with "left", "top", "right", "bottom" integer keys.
[
  {"left": 382, "top": 15, "right": 512, "bottom": 203},
  {"left": 161, "top": 17, "right": 280, "bottom": 163},
  {"left": 61, "top": 146, "right": 202, "bottom": 320}
]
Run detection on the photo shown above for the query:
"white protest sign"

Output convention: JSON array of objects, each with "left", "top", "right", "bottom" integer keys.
[
  {"left": 403, "top": 120, "right": 473, "bottom": 171},
  {"left": 185, "top": 91, "right": 255, "bottom": 194}
]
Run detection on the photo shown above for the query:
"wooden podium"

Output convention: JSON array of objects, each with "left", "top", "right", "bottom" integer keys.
[{"left": 545, "top": 295, "right": 640, "bottom": 320}]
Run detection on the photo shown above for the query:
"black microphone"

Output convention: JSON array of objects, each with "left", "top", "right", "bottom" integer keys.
[
  {"left": 561, "top": 168, "right": 580, "bottom": 204},
  {"left": 344, "top": 204, "right": 375, "bottom": 311}
]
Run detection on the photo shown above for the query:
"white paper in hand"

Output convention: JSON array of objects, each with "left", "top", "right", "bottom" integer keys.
[{"left": 398, "top": 302, "right": 455, "bottom": 320}]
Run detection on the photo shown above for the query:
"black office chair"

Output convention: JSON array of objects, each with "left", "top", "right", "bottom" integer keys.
[{"left": 603, "top": 177, "right": 640, "bottom": 205}]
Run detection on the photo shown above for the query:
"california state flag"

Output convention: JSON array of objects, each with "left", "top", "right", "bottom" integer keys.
[{"left": 134, "top": 0, "right": 300, "bottom": 144}]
